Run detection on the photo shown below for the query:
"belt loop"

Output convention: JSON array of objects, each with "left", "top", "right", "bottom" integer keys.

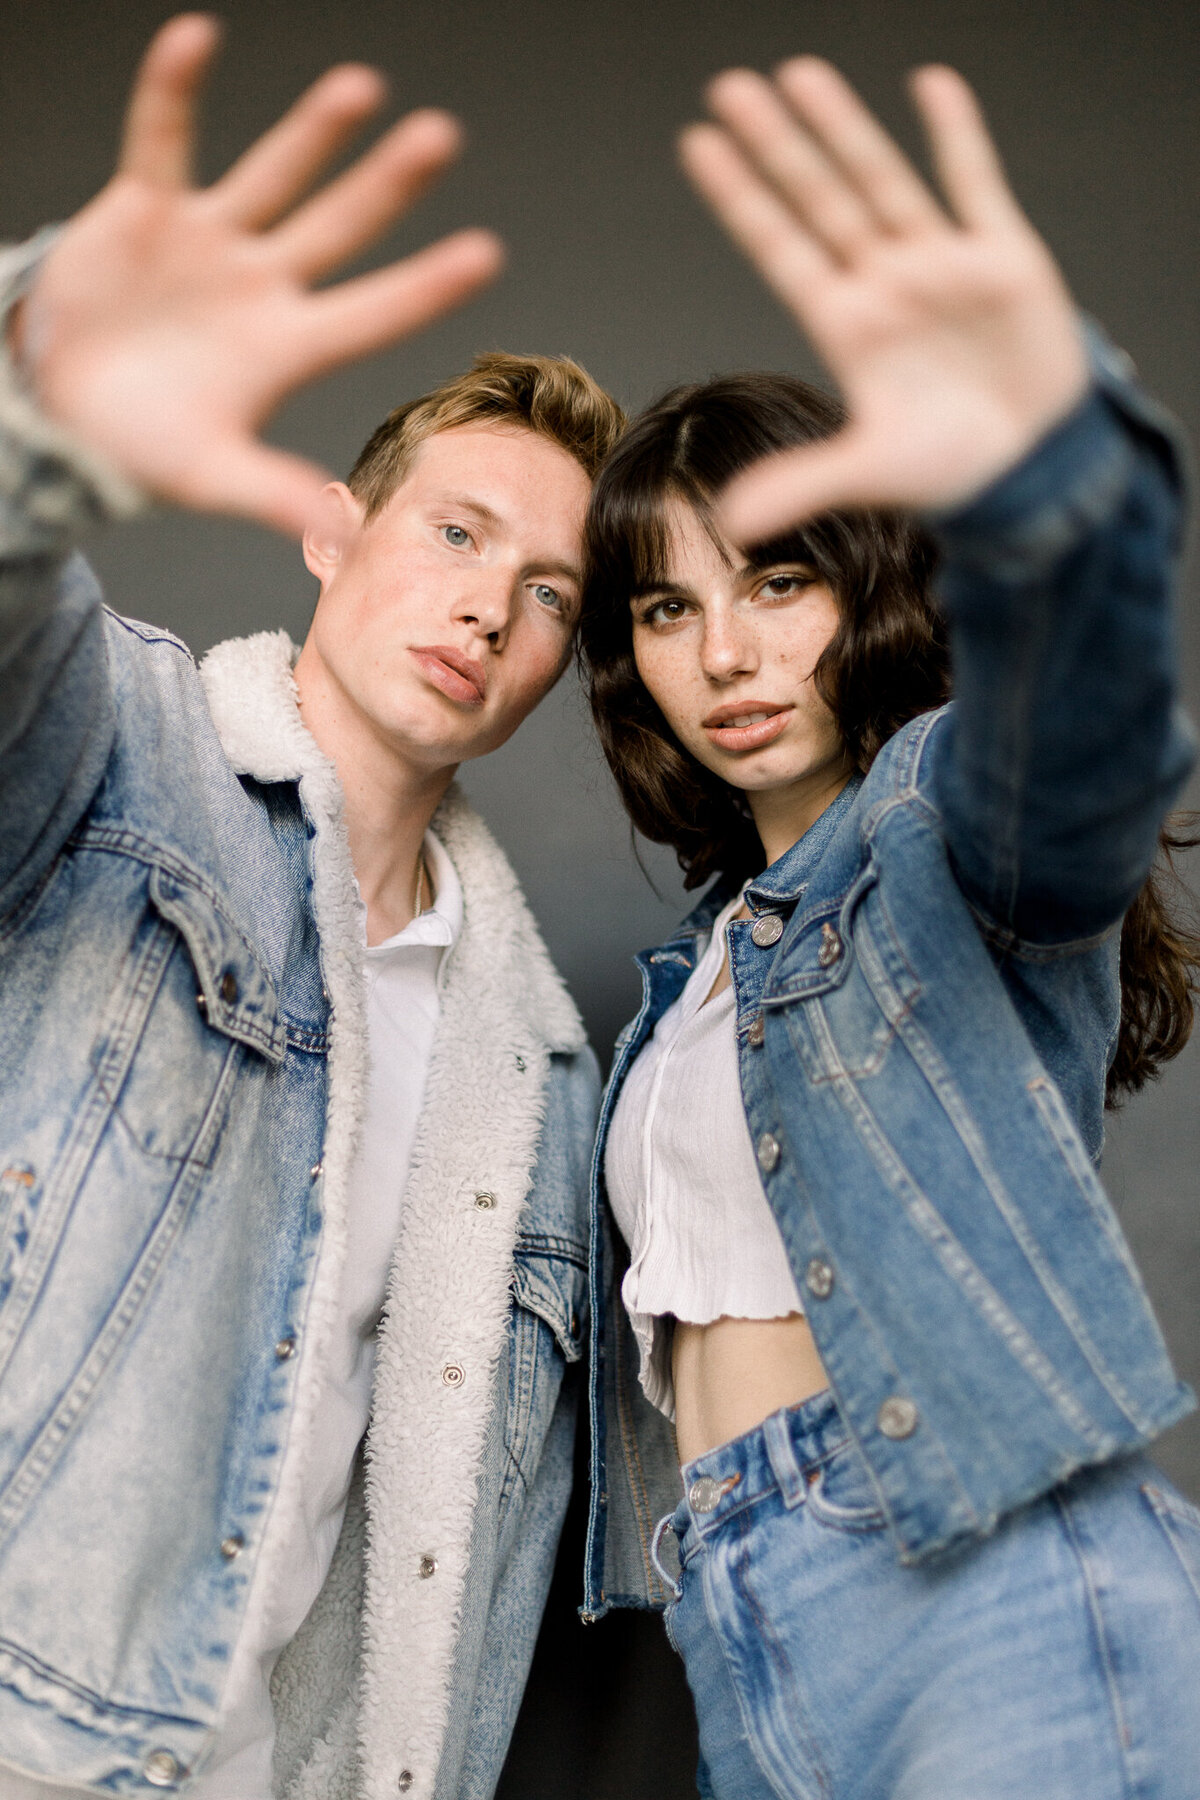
[
  {"left": 763, "top": 1407, "right": 806, "bottom": 1509},
  {"left": 650, "top": 1512, "right": 683, "bottom": 1600}
]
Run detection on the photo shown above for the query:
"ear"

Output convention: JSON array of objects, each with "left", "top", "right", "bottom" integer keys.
[{"left": 302, "top": 483, "right": 365, "bottom": 586}]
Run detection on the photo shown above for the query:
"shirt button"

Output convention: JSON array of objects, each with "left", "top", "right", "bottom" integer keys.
[
  {"left": 877, "top": 1396, "right": 919, "bottom": 1440},
  {"left": 746, "top": 1015, "right": 765, "bottom": 1048},
  {"left": 219, "top": 969, "right": 239, "bottom": 1005},
  {"left": 143, "top": 1750, "right": 183, "bottom": 1787},
  {"left": 473, "top": 1191, "right": 496, "bottom": 1211},
  {"left": 275, "top": 1335, "right": 296, "bottom": 1361},
  {"left": 220, "top": 1532, "right": 245, "bottom": 1559},
  {"left": 418, "top": 1555, "right": 438, "bottom": 1579},
  {"left": 817, "top": 923, "right": 843, "bottom": 968},
  {"left": 805, "top": 1258, "right": 835, "bottom": 1300},
  {"left": 750, "top": 914, "right": 784, "bottom": 948},
  {"left": 756, "top": 1132, "right": 781, "bottom": 1174},
  {"left": 441, "top": 1363, "right": 465, "bottom": 1388}
]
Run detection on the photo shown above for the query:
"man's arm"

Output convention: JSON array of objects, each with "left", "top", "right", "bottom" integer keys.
[
  {"left": 677, "top": 57, "right": 1193, "bottom": 938},
  {"left": 0, "top": 12, "right": 502, "bottom": 909}
]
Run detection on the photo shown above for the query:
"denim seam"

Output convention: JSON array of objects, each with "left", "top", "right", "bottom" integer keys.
[
  {"left": 1054, "top": 1487, "right": 1139, "bottom": 1800},
  {"left": 613, "top": 1289, "right": 669, "bottom": 1606}
]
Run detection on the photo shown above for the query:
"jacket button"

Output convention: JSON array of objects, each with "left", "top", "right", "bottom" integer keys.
[
  {"left": 441, "top": 1363, "right": 465, "bottom": 1388},
  {"left": 877, "top": 1396, "right": 919, "bottom": 1440},
  {"left": 750, "top": 914, "right": 784, "bottom": 948},
  {"left": 756, "top": 1132, "right": 781, "bottom": 1174},
  {"left": 397, "top": 1775, "right": 414, "bottom": 1794},
  {"left": 219, "top": 969, "right": 239, "bottom": 1005},
  {"left": 473, "top": 1191, "right": 496, "bottom": 1211},
  {"left": 310, "top": 1161, "right": 324, "bottom": 1180},
  {"left": 805, "top": 1258, "right": 835, "bottom": 1300},
  {"left": 220, "top": 1532, "right": 245, "bottom": 1559},
  {"left": 817, "top": 923, "right": 843, "bottom": 968},
  {"left": 746, "top": 1015, "right": 765, "bottom": 1048},
  {"left": 418, "top": 1555, "right": 438, "bottom": 1579},
  {"left": 275, "top": 1335, "right": 296, "bottom": 1361},
  {"left": 143, "top": 1750, "right": 183, "bottom": 1787}
]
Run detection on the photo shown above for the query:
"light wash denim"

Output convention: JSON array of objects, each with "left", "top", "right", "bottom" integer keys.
[
  {"left": 655, "top": 1392, "right": 1200, "bottom": 1800},
  {"left": 0, "top": 234, "right": 594, "bottom": 1796},
  {"left": 585, "top": 342, "right": 1198, "bottom": 1618}
]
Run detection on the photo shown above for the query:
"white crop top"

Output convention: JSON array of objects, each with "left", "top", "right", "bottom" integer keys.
[{"left": 605, "top": 890, "right": 803, "bottom": 1419}]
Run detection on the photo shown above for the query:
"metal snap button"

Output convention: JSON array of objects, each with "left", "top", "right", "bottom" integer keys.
[
  {"left": 805, "top": 1258, "right": 835, "bottom": 1300},
  {"left": 220, "top": 1532, "right": 245, "bottom": 1559},
  {"left": 275, "top": 1335, "right": 296, "bottom": 1361},
  {"left": 143, "top": 1749, "right": 183, "bottom": 1788},
  {"left": 750, "top": 914, "right": 784, "bottom": 948},
  {"left": 688, "top": 1475, "right": 722, "bottom": 1514},
  {"left": 441, "top": 1363, "right": 465, "bottom": 1388},
  {"left": 756, "top": 1132, "right": 781, "bottom": 1174},
  {"left": 877, "top": 1396, "right": 919, "bottom": 1440},
  {"left": 310, "top": 1161, "right": 324, "bottom": 1180},
  {"left": 397, "top": 1774, "right": 414, "bottom": 1794},
  {"left": 473, "top": 1191, "right": 496, "bottom": 1211},
  {"left": 817, "top": 923, "right": 843, "bottom": 968},
  {"left": 746, "top": 1015, "right": 766, "bottom": 1048},
  {"left": 515, "top": 1054, "right": 526, "bottom": 1072},
  {"left": 418, "top": 1554, "right": 438, "bottom": 1579},
  {"left": 219, "top": 969, "right": 239, "bottom": 1005}
]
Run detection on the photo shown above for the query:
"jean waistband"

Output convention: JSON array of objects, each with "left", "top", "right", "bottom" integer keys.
[{"left": 675, "top": 1389, "right": 849, "bottom": 1543}]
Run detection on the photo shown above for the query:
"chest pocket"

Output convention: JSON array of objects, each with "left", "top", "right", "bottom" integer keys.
[
  {"left": 768, "top": 864, "right": 920, "bottom": 1085},
  {"left": 503, "top": 1235, "right": 587, "bottom": 1507},
  {"left": 93, "top": 862, "right": 286, "bottom": 1166}
]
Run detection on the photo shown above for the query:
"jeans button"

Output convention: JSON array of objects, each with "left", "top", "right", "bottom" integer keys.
[
  {"left": 756, "top": 1132, "right": 781, "bottom": 1174},
  {"left": 805, "top": 1257, "right": 835, "bottom": 1299},
  {"left": 143, "top": 1750, "right": 183, "bottom": 1788},
  {"left": 689, "top": 1476, "right": 722, "bottom": 1514},
  {"left": 877, "top": 1396, "right": 919, "bottom": 1439}
]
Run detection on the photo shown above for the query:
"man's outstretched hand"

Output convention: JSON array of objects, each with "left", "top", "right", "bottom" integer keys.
[
  {"left": 679, "top": 58, "right": 1089, "bottom": 542},
  {"left": 15, "top": 14, "right": 503, "bottom": 536}
]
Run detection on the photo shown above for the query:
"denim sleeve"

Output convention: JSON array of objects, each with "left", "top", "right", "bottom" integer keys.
[
  {"left": 0, "top": 232, "right": 144, "bottom": 917},
  {"left": 927, "top": 331, "right": 1197, "bottom": 945}
]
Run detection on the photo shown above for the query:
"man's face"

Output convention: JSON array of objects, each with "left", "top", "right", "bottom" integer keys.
[{"left": 301, "top": 423, "right": 591, "bottom": 772}]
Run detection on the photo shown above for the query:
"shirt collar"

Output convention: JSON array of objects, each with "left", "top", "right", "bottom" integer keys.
[{"left": 360, "top": 827, "right": 464, "bottom": 956}]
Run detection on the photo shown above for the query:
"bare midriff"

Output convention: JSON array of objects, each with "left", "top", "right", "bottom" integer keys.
[{"left": 672, "top": 1313, "right": 830, "bottom": 1466}]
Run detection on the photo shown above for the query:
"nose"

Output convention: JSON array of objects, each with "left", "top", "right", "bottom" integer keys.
[
  {"left": 452, "top": 568, "right": 515, "bottom": 646},
  {"left": 699, "top": 599, "right": 755, "bottom": 683}
]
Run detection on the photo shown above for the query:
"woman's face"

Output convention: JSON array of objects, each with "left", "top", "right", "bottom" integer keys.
[{"left": 630, "top": 497, "right": 850, "bottom": 859}]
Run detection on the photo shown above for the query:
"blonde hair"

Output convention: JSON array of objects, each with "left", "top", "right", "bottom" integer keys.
[{"left": 347, "top": 350, "right": 626, "bottom": 518}]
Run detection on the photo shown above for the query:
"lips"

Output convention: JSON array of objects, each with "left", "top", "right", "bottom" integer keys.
[
  {"left": 410, "top": 644, "right": 487, "bottom": 707},
  {"left": 702, "top": 702, "right": 793, "bottom": 753}
]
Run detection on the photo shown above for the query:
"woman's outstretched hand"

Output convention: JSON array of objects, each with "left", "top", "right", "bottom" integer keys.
[
  {"left": 680, "top": 59, "right": 1089, "bottom": 542},
  {"left": 15, "top": 14, "right": 504, "bottom": 537}
]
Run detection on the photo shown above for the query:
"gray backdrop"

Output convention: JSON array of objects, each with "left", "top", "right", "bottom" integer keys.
[{"left": 3, "top": 2, "right": 1197, "bottom": 1793}]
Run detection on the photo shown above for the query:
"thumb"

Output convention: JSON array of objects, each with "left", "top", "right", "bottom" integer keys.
[{"left": 716, "top": 429, "right": 887, "bottom": 543}]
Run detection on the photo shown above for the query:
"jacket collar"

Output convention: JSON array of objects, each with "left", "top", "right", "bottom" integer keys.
[{"left": 198, "top": 628, "right": 586, "bottom": 1056}]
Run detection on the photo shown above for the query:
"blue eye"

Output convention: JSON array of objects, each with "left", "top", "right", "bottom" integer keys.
[
  {"left": 532, "top": 583, "right": 563, "bottom": 610},
  {"left": 443, "top": 525, "right": 471, "bottom": 547}
]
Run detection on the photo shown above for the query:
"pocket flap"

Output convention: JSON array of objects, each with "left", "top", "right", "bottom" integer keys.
[
  {"left": 511, "top": 1237, "right": 587, "bottom": 1363},
  {"left": 149, "top": 864, "right": 286, "bottom": 1063}
]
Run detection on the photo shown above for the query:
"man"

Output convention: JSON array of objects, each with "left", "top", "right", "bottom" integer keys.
[{"left": 0, "top": 16, "right": 621, "bottom": 1800}]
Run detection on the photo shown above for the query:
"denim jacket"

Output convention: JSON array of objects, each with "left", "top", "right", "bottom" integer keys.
[
  {"left": 585, "top": 345, "right": 1197, "bottom": 1615},
  {"left": 0, "top": 237, "right": 596, "bottom": 1800}
]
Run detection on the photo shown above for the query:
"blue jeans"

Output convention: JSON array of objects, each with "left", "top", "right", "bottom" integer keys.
[{"left": 654, "top": 1392, "right": 1200, "bottom": 1799}]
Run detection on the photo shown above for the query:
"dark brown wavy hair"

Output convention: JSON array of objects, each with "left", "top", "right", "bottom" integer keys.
[{"left": 579, "top": 371, "right": 1198, "bottom": 1103}]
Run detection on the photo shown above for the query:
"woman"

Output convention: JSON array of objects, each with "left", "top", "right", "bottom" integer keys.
[{"left": 578, "top": 55, "right": 1200, "bottom": 1800}]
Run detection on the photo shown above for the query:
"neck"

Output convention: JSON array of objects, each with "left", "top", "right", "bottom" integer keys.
[
  {"left": 294, "top": 640, "right": 454, "bottom": 946},
  {"left": 748, "top": 754, "right": 854, "bottom": 868}
]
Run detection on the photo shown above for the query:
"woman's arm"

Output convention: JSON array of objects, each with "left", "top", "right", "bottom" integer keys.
[{"left": 678, "top": 55, "right": 1193, "bottom": 940}]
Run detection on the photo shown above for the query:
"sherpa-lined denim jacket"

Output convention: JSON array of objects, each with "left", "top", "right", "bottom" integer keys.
[{"left": 585, "top": 340, "right": 1197, "bottom": 1616}]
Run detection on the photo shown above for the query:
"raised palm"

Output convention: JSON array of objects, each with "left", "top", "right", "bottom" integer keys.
[
  {"left": 679, "top": 58, "right": 1089, "bottom": 540},
  {"left": 20, "top": 14, "right": 503, "bottom": 537}
]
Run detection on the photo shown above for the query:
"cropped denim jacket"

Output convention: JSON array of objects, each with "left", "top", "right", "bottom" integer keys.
[{"left": 585, "top": 342, "right": 1197, "bottom": 1615}]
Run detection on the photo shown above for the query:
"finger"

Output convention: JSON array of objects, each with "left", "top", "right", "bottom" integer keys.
[
  {"left": 704, "top": 69, "right": 876, "bottom": 261},
  {"left": 119, "top": 13, "right": 222, "bottom": 188},
  {"left": 270, "top": 108, "right": 464, "bottom": 280},
  {"left": 208, "top": 64, "right": 388, "bottom": 227},
  {"left": 177, "top": 439, "right": 335, "bottom": 538},
  {"left": 774, "top": 56, "right": 946, "bottom": 236},
  {"left": 679, "top": 122, "right": 835, "bottom": 318},
  {"left": 299, "top": 228, "right": 505, "bottom": 373},
  {"left": 908, "top": 65, "right": 1027, "bottom": 233},
  {"left": 715, "top": 431, "right": 887, "bottom": 543}
]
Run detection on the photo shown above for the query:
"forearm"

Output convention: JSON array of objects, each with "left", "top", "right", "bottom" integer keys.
[{"left": 929, "top": 334, "right": 1196, "bottom": 944}]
